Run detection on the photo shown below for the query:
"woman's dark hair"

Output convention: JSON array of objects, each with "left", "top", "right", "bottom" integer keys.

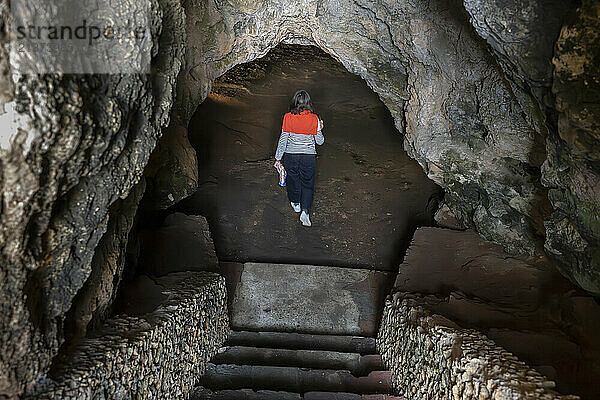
[{"left": 289, "top": 89, "right": 317, "bottom": 115}]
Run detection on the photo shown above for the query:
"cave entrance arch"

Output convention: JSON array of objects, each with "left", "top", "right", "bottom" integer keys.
[{"left": 168, "top": 43, "right": 442, "bottom": 271}]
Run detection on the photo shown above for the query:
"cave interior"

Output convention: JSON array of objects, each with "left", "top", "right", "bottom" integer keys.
[{"left": 1, "top": 0, "right": 600, "bottom": 399}]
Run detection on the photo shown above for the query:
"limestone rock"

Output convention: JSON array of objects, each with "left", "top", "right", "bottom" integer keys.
[
  {"left": 434, "top": 203, "right": 465, "bottom": 230},
  {"left": 464, "top": 0, "right": 577, "bottom": 105},
  {"left": 542, "top": 0, "right": 600, "bottom": 295},
  {"left": 64, "top": 179, "right": 146, "bottom": 345},
  {"left": 0, "top": 0, "right": 185, "bottom": 395}
]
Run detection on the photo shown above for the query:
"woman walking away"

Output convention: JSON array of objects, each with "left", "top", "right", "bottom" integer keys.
[{"left": 274, "top": 90, "right": 325, "bottom": 227}]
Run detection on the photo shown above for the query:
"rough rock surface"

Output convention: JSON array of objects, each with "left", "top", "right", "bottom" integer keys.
[
  {"left": 137, "top": 212, "right": 220, "bottom": 275},
  {"left": 27, "top": 272, "right": 229, "bottom": 400},
  {"left": 377, "top": 293, "right": 578, "bottom": 400},
  {"left": 463, "top": 0, "right": 600, "bottom": 294},
  {"left": 541, "top": 0, "right": 600, "bottom": 295},
  {"left": 434, "top": 203, "right": 465, "bottom": 230},
  {"left": 463, "top": 0, "right": 577, "bottom": 107},
  {"left": 64, "top": 179, "right": 146, "bottom": 346},
  {"left": 0, "top": 0, "right": 185, "bottom": 395}
]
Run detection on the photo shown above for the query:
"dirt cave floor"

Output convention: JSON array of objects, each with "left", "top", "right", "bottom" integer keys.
[{"left": 171, "top": 44, "right": 443, "bottom": 270}]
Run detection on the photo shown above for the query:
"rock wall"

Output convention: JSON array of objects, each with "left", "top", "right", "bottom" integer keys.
[
  {"left": 63, "top": 179, "right": 146, "bottom": 346},
  {"left": 377, "top": 293, "right": 578, "bottom": 400},
  {"left": 463, "top": 0, "right": 578, "bottom": 109},
  {"left": 463, "top": 0, "right": 600, "bottom": 296},
  {"left": 0, "top": 0, "right": 185, "bottom": 396},
  {"left": 541, "top": 0, "right": 600, "bottom": 295},
  {"left": 143, "top": 123, "right": 199, "bottom": 210},
  {"left": 137, "top": 213, "right": 220, "bottom": 275},
  {"left": 27, "top": 272, "right": 229, "bottom": 400}
]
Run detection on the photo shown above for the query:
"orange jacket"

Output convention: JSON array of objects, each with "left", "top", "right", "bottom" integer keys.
[{"left": 282, "top": 110, "right": 319, "bottom": 135}]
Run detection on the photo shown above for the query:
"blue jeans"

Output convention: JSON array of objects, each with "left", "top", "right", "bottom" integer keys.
[{"left": 282, "top": 153, "right": 316, "bottom": 212}]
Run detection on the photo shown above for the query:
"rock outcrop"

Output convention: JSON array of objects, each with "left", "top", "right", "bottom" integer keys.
[
  {"left": 0, "top": 0, "right": 185, "bottom": 395},
  {"left": 541, "top": 0, "right": 600, "bottom": 295},
  {"left": 463, "top": 0, "right": 600, "bottom": 295}
]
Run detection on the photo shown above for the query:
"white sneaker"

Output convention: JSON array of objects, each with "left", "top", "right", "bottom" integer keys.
[
  {"left": 291, "top": 202, "right": 301, "bottom": 213},
  {"left": 300, "top": 211, "right": 311, "bottom": 226}
]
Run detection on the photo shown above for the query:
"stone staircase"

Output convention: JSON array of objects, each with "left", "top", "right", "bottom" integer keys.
[{"left": 192, "top": 263, "right": 401, "bottom": 400}]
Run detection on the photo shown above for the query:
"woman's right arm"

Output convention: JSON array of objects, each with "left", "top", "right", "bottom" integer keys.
[
  {"left": 315, "top": 118, "right": 325, "bottom": 145},
  {"left": 275, "top": 130, "right": 289, "bottom": 161}
]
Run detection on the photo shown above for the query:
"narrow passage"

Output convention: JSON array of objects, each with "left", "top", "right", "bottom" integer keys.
[{"left": 172, "top": 44, "right": 442, "bottom": 270}]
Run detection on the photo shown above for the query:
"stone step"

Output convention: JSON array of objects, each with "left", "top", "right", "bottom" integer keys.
[
  {"left": 192, "top": 389, "right": 403, "bottom": 400},
  {"left": 199, "top": 364, "right": 392, "bottom": 394},
  {"left": 211, "top": 346, "right": 383, "bottom": 376},
  {"left": 226, "top": 331, "right": 378, "bottom": 355},
  {"left": 228, "top": 263, "right": 393, "bottom": 336},
  {"left": 305, "top": 394, "right": 403, "bottom": 400},
  {"left": 191, "top": 388, "right": 300, "bottom": 400}
]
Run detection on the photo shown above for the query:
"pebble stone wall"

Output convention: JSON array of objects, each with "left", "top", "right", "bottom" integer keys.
[
  {"left": 377, "top": 293, "right": 579, "bottom": 400},
  {"left": 27, "top": 272, "right": 230, "bottom": 400}
]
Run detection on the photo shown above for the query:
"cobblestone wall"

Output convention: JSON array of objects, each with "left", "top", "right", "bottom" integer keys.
[
  {"left": 377, "top": 293, "right": 579, "bottom": 400},
  {"left": 28, "top": 272, "right": 229, "bottom": 400}
]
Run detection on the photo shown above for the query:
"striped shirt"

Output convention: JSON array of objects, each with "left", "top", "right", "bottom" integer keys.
[{"left": 275, "top": 112, "right": 325, "bottom": 160}]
